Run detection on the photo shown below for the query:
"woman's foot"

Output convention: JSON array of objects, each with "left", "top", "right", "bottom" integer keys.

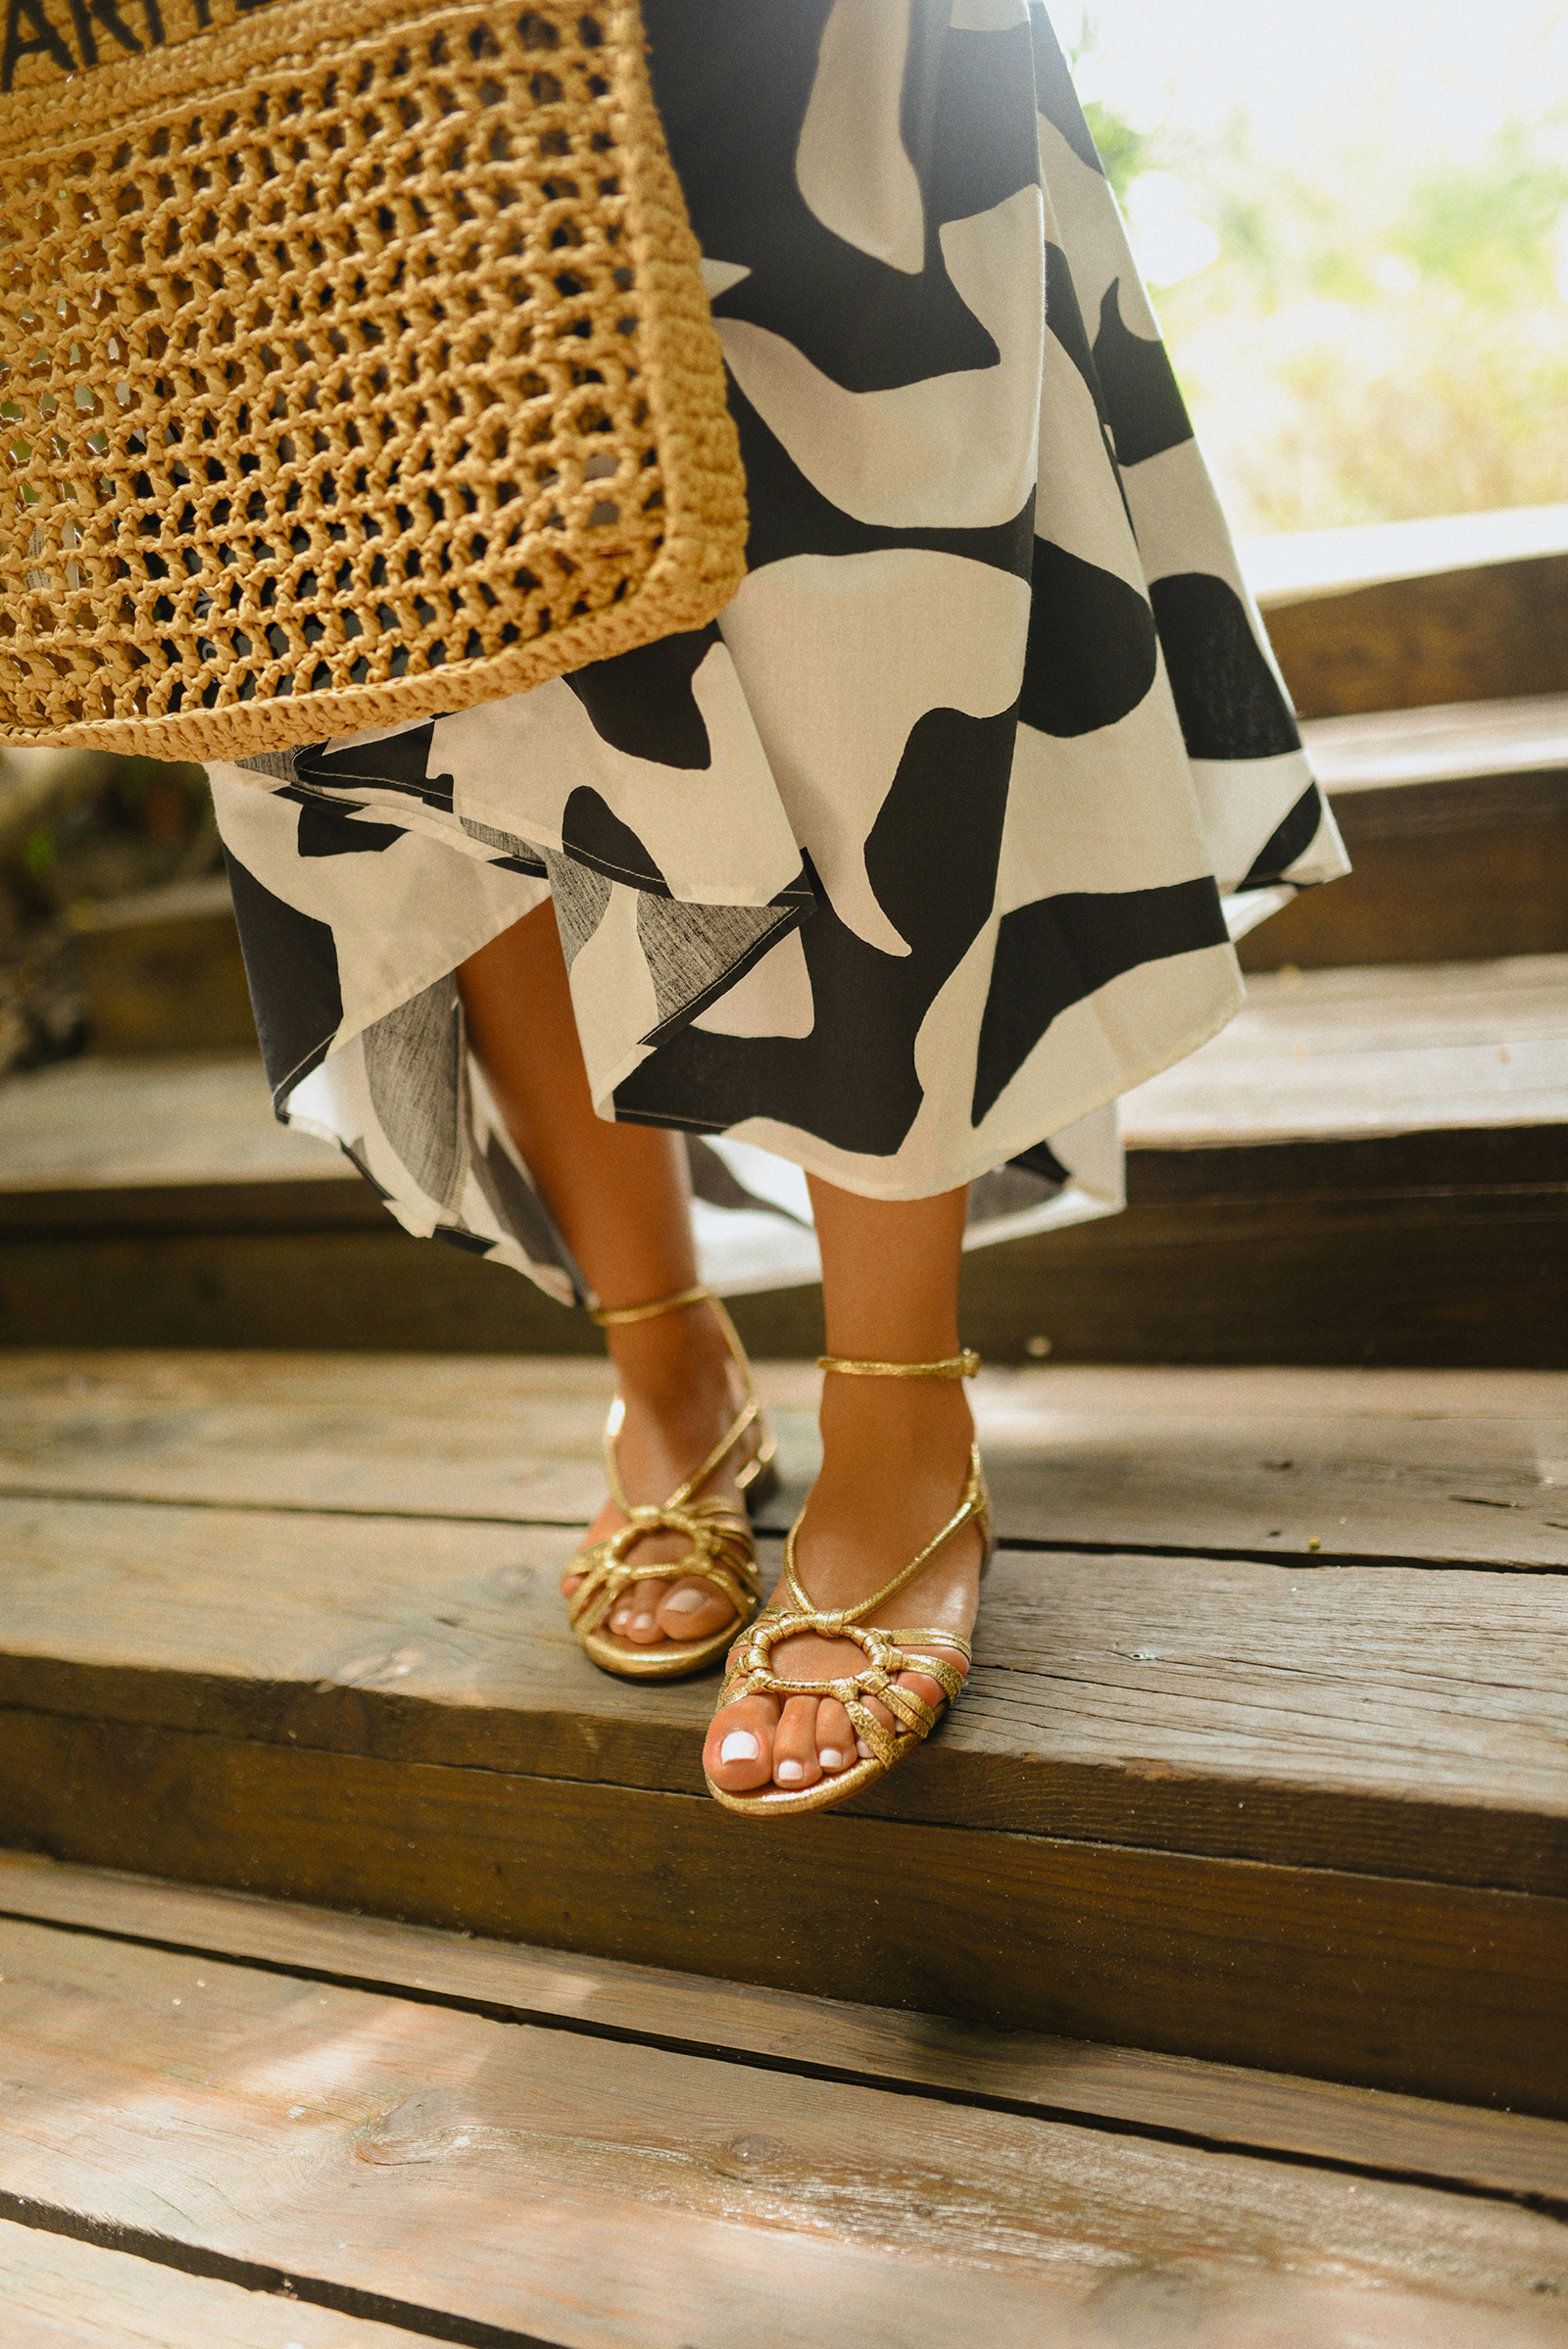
[
  {"left": 702, "top": 1376, "right": 982, "bottom": 1796},
  {"left": 561, "top": 1299, "right": 760, "bottom": 1656}
]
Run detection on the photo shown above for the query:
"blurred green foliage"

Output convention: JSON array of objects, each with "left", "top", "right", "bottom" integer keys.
[{"left": 1068, "top": 15, "right": 1568, "bottom": 531}]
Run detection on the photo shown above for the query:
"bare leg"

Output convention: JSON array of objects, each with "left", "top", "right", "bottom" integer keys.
[
  {"left": 703, "top": 1178, "right": 982, "bottom": 1794},
  {"left": 458, "top": 904, "right": 757, "bottom": 1651}
]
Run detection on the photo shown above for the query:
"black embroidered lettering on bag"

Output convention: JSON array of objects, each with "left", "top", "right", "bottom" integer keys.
[{"left": 3, "top": 0, "right": 270, "bottom": 87}]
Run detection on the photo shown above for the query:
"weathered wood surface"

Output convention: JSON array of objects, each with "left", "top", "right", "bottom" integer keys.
[
  {"left": 1264, "top": 549, "right": 1568, "bottom": 716},
  {"left": 1302, "top": 693, "right": 1568, "bottom": 791},
  {"left": 4, "top": 1178, "right": 1561, "bottom": 1364},
  {"left": 1237, "top": 774, "right": 1568, "bottom": 971},
  {"left": 0, "top": 1052, "right": 340, "bottom": 1194},
  {"left": 1241, "top": 503, "right": 1568, "bottom": 612},
  {"left": 1121, "top": 957, "right": 1568, "bottom": 1145},
  {"left": 8, "top": 1853, "right": 1567, "bottom": 2209},
  {"left": 3, "top": 1353, "right": 1564, "bottom": 1567},
  {"left": 1, "top": 1483, "right": 1564, "bottom": 2107},
  {"left": 2, "top": 1491, "right": 1564, "bottom": 1875},
  {"left": 2, "top": 958, "right": 1563, "bottom": 1363},
  {"left": 2, "top": 1914, "right": 1565, "bottom": 2349},
  {"left": 4, "top": 961, "right": 1559, "bottom": 1197},
  {"left": 0, "top": 2219, "right": 420, "bottom": 2349},
  {"left": 70, "top": 877, "right": 257, "bottom": 1060}
]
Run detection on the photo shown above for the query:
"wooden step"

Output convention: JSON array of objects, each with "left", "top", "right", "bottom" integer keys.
[
  {"left": 1249, "top": 503, "right": 1568, "bottom": 717},
  {"left": 1240, "top": 695, "right": 1568, "bottom": 971},
  {"left": 2, "top": 957, "right": 1561, "bottom": 1364},
  {"left": 0, "top": 1360, "right": 1563, "bottom": 2121},
  {"left": 1, "top": 1858, "right": 1563, "bottom": 2349},
  {"left": 67, "top": 873, "right": 261, "bottom": 1057}
]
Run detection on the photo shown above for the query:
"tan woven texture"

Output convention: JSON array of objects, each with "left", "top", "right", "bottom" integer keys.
[{"left": 0, "top": 0, "right": 747, "bottom": 759}]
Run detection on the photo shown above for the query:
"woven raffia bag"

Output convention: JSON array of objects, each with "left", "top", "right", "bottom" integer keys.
[{"left": 0, "top": 0, "right": 746, "bottom": 760}]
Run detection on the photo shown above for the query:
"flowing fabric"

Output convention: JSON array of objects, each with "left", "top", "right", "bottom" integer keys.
[{"left": 210, "top": 0, "right": 1347, "bottom": 1305}]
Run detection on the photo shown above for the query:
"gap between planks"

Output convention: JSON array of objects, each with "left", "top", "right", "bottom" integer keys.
[
  {"left": 1, "top": 1859, "right": 1567, "bottom": 2349},
  {"left": 2, "top": 1853, "right": 1564, "bottom": 2215}
]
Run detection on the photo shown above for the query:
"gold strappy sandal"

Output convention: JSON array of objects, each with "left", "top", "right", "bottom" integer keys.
[
  {"left": 565, "top": 1282, "right": 776, "bottom": 1683},
  {"left": 705, "top": 1347, "right": 992, "bottom": 1818}
]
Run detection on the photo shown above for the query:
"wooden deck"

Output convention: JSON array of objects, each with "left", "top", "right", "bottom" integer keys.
[
  {"left": 2, "top": 1353, "right": 1563, "bottom": 2129},
  {"left": 1, "top": 1853, "right": 1565, "bottom": 2348},
  {"left": 2, "top": 954, "right": 1562, "bottom": 1364}
]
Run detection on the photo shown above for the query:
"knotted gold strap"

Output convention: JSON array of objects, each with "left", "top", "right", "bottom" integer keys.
[
  {"left": 818, "top": 1349, "right": 980, "bottom": 1380},
  {"left": 716, "top": 1611, "right": 973, "bottom": 1770},
  {"left": 568, "top": 1283, "right": 773, "bottom": 1643},
  {"left": 567, "top": 1496, "right": 761, "bottom": 1640},
  {"left": 712, "top": 1445, "right": 991, "bottom": 1766}
]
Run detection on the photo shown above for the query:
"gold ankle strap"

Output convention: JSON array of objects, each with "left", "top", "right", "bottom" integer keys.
[
  {"left": 590, "top": 1282, "right": 712, "bottom": 1328},
  {"left": 817, "top": 1349, "right": 980, "bottom": 1380}
]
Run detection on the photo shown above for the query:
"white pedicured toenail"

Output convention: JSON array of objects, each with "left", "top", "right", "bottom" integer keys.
[
  {"left": 664, "top": 1588, "right": 708, "bottom": 1614},
  {"left": 775, "top": 1759, "right": 806, "bottom": 1784},
  {"left": 719, "top": 1731, "right": 761, "bottom": 1764},
  {"left": 856, "top": 1738, "right": 873, "bottom": 1758},
  {"left": 631, "top": 1613, "right": 658, "bottom": 1633},
  {"left": 611, "top": 1609, "right": 631, "bottom": 1630},
  {"left": 818, "top": 1747, "right": 847, "bottom": 1770}
]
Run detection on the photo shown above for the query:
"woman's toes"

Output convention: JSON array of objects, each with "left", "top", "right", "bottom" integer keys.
[
  {"left": 616, "top": 1577, "right": 668, "bottom": 1643},
  {"left": 771, "top": 1694, "right": 822, "bottom": 1788},
  {"left": 561, "top": 1572, "right": 582, "bottom": 1599},
  {"left": 704, "top": 1696, "right": 778, "bottom": 1790},
  {"left": 656, "top": 1578, "right": 732, "bottom": 1642},
  {"left": 815, "top": 1697, "right": 856, "bottom": 1773}
]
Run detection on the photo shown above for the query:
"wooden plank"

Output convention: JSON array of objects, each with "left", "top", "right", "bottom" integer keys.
[
  {"left": 3, "top": 1353, "right": 1564, "bottom": 1568},
  {"left": 1300, "top": 693, "right": 1568, "bottom": 791},
  {"left": 1264, "top": 550, "right": 1568, "bottom": 716},
  {"left": 1121, "top": 957, "right": 1568, "bottom": 1146},
  {"left": 1, "top": 1712, "right": 1564, "bottom": 2117},
  {"left": 0, "top": 2218, "right": 425, "bottom": 2349},
  {"left": 956, "top": 1187, "right": 1568, "bottom": 1369},
  {"left": 1237, "top": 782, "right": 1568, "bottom": 970},
  {"left": 69, "top": 877, "right": 257, "bottom": 1058},
  {"left": 2, "top": 1914, "right": 1566, "bottom": 2348},
  {"left": 1, "top": 1492, "right": 1564, "bottom": 1884},
  {"left": 1, "top": 1181, "right": 1561, "bottom": 1364},
  {"left": 1241, "top": 505, "right": 1568, "bottom": 611},
  {"left": 3, "top": 961, "right": 1559, "bottom": 1199},
  {"left": 0, "top": 1053, "right": 343, "bottom": 1195},
  {"left": 7, "top": 1852, "right": 1566, "bottom": 2209},
  {"left": 0, "top": 1493, "right": 1563, "bottom": 2105}
]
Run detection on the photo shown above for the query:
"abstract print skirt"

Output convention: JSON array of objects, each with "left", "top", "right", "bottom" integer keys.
[{"left": 209, "top": 0, "right": 1348, "bottom": 1308}]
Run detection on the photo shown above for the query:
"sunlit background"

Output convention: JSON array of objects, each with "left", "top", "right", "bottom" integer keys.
[{"left": 1054, "top": 0, "right": 1568, "bottom": 533}]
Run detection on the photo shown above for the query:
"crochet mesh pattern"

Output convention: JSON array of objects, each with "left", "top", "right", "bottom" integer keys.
[{"left": 0, "top": 0, "right": 746, "bottom": 759}]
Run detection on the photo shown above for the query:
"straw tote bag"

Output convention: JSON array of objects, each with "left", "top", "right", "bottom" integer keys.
[{"left": 0, "top": 0, "right": 746, "bottom": 760}]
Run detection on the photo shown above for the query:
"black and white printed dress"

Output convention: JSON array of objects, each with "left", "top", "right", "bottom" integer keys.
[{"left": 209, "top": 0, "right": 1348, "bottom": 1307}]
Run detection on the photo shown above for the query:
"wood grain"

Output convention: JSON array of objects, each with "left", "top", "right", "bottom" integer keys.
[
  {"left": 2, "top": 1171, "right": 1562, "bottom": 1364},
  {"left": 1300, "top": 694, "right": 1568, "bottom": 791},
  {"left": 1121, "top": 957, "right": 1568, "bottom": 1146},
  {"left": 6, "top": 1852, "right": 1565, "bottom": 2208},
  {"left": 3, "top": 1352, "right": 1564, "bottom": 1566},
  {"left": 2, "top": 961, "right": 1561, "bottom": 1363},
  {"left": 0, "top": 2218, "right": 424, "bottom": 2349},
  {"left": 2, "top": 1914, "right": 1566, "bottom": 2349},
  {"left": 1, "top": 1717, "right": 1564, "bottom": 2115},
  {"left": 1, "top": 1490, "right": 1564, "bottom": 1886},
  {"left": 1266, "top": 551, "right": 1568, "bottom": 716},
  {"left": 1236, "top": 800, "right": 1568, "bottom": 971}
]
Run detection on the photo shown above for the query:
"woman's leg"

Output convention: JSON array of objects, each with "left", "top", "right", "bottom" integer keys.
[
  {"left": 458, "top": 904, "right": 757, "bottom": 1651},
  {"left": 703, "top": 1178, "right": 982, "bottom": 1793}
]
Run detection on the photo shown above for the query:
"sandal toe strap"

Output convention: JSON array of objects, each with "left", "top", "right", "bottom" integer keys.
[
  {"left": 568, "top": 1502, "right": 760, "bottom": 1637},
  {"left": 715, "top": 1612, "right": 970, "bottom": 1743}
]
